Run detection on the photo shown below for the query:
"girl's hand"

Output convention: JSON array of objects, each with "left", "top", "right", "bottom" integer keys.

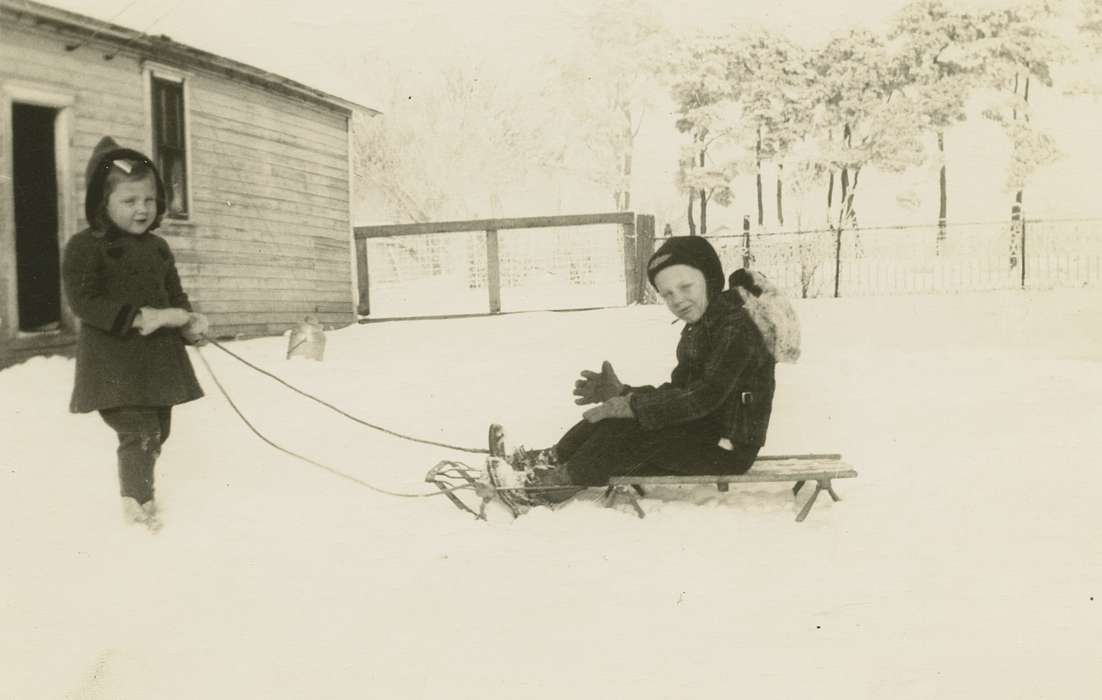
[
  {"left": 582, "top": 395, "right": 634, "bottom": 423},
  {"left": 182, "top": 313, "right": 210, "bottom": 345},
  {"left": 135, "top": 307, "right": 191, "bottom": 335}
]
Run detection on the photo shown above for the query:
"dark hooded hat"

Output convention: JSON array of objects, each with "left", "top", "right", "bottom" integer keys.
[
  {"left": 645, "top": 235, "right": 726, "bottom": 301},
  {"left": 84, "top": 136, "right": 167, "bottom": 231}
]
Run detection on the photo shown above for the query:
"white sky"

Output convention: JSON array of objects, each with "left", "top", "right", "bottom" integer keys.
[{"left": 41, "top": 0, "right": 916, "bottom": 109}]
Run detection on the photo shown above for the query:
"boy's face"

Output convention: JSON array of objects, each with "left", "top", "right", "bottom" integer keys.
[
  {"left": 106, "top": 175, "right": 157, "bottom": 235},
  {"left": 655, "top": 264, "right": 709, "bottom": 323}
]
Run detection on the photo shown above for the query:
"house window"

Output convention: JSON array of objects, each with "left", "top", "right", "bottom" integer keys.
[{"left": 151, "top": 77, "right": 188, "bottom": 217}]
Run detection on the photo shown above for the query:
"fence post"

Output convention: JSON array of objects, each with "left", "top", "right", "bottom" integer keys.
[
  {"left": 833, "top": 225, "right": 843, "bottom": 298},
  {"left": 1009, "top": 197, "right": 1032, "bottom": 289},
  {"left": 486, "top": 229, "right": 501, "bottom": 313},
  {"left": 622, "top": 214, "right": 637, "bottom": 305},
  {"left": 634, "top": 214, "right": 655, "bottom": 303},
  {"left": 742, "top": 215, "right": 752, "bottom": 269},
  {"left": 354, "top": 235, "right": 371, "bottom": 316},
  {"left": 1020, "top": 215, "right": 1028, "bottom": 290}
]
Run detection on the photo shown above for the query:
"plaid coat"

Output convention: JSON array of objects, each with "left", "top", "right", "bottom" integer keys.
[{"left": 628, "top": 290, "right": 776, "bottom": 447}]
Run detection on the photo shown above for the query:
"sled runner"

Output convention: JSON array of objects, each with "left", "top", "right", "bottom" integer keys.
[{"left": 605, "top": 453, "right": 858, "bottom": 522}]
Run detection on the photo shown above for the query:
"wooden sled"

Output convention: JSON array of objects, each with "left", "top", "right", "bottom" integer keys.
[{"left": 604, "top": 453, "right": 858, "bottom": 522}]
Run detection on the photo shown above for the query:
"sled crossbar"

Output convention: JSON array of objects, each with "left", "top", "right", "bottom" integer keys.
[{"left": 605, "top": 453, "right": 857, "bottom": 522}]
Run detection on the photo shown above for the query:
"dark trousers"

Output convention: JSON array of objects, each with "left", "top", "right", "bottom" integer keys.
[
  {"left": 555, "top": 418, "right": 759, "bottom": 487},
  {"left": 99, "top": 406, "right": 173, "bottom": 504}
]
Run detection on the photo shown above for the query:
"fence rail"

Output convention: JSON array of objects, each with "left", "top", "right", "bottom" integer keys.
[{"left": 353, "top": 212, "right": 654, "bottom": 318}]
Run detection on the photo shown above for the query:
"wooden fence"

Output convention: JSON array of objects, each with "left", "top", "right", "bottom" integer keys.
[{"left": 353, "top": 212, "right": 655, "bottom": 317}]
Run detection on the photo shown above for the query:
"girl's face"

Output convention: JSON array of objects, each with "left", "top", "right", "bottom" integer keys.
[
  {"left": 655, "top": 264, "right": 709, "bottom": 323},
  {"left": 106, "top": 175, "right": 157, "bottom": 235}
]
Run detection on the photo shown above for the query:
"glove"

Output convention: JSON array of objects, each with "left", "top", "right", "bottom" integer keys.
[
  {"left": 181, "top": 312, "right": 210, "bottom": 346},
  {"left": 573, "top": 360, "right": 624, "bottom": 405},
  {"left": 135, "top": 307, "right": 191, "bottom": 336},
  {"left": 582, "top": 395, "right": 635, "bottom": 423}
]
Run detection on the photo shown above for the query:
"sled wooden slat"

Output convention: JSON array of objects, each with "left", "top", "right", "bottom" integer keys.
[{"left": 605, "top": 453, "right": 857, "bottom": 522}]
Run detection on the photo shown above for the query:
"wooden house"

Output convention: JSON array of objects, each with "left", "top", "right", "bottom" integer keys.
[{"left": 0, "top": 0, "right": 377, "bottom": 368}]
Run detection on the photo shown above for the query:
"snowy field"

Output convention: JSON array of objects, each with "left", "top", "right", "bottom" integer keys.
[{"left": 2, "top": 288, "right": 1100, "bottom": 699}]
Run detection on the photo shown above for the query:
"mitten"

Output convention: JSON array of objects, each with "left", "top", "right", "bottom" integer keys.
[
  {"left": 582, "top": 395, "right": 635, "bottom": 423},
  {"left": 573, "top": 360, "right": 624, "bottom": 405},
  {"left": 136, "top": 307, "right": 191, "bottom": 336},
  {"left": 182, "top": 312, "right": 210, "bottom": 345}
]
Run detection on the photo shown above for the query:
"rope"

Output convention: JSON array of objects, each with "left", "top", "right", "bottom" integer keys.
[
  {"left": 195, "top": 339, "right": 649, "bottom": 514},
  {"left": 194, "top": 347, "right": 475, "bottom": 500},
  {"left": 192, "top": 339, "right": 619, "bottom": 513},
  {"left": 204, "top": 338, "right": 489, "bottom": 455}
]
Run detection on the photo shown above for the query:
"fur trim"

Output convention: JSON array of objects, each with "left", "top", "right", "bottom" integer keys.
[{"left": 732, "top": 270, "right": 801, "bottom": 363}]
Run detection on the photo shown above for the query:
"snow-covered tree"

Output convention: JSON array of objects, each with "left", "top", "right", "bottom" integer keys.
[
  {"left": 892, "top": 0, "right": 987, "bottom": 245},
  {"left": 666, "top": 34, "right": 738, "bottom": 235},
  {"left": 724, "top": 32, "right": 814, "bottom": 228},
  {"left": 808, "top": 29, "right": 924, "bottom": 230},
  {"left": 970, "top": 1, "right": 1067, "bottom": 221}
]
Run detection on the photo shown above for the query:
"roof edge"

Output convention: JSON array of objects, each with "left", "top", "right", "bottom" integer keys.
[{"left": 2, "top": 0, "right": 381, "bottom": 117}]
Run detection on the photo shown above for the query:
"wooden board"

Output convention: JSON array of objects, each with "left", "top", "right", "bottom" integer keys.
[{"left": 609, "top": 457, "right": 857, "bottom": 485}]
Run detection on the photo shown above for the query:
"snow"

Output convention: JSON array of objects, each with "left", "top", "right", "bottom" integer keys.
[{"left": 2, "top": 288, "right": 1100, "bottom": 699}]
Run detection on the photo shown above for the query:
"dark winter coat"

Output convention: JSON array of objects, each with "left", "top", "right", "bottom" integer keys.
[
  {"left": 63, "top": 137, "right": 203, "bottom": 413},
  {"left": 628, "top": 288, "right": 776, "bottom": 447}
]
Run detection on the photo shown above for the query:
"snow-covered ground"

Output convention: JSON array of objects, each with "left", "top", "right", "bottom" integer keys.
[{"left": 2, "top": 288, "right": 1100, "bottom": 699}]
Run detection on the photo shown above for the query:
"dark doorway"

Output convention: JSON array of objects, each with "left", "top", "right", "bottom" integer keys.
[{"left": 12, "top": 103, "right": 62, "bottom": 332}]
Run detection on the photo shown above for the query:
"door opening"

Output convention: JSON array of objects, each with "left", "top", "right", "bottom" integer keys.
[{"left": 12, "top": 103, "right": 62, "bottom": 333}]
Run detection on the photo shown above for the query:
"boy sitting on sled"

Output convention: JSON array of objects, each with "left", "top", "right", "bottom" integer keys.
[{"left": 483, "top": 235, "right": 800, "bottom": 514}]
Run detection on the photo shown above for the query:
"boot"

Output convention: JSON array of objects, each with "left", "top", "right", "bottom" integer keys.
[
  {"left": 141, "top": 499, "right": 163, "bottom": 532},
  {"left": 510, "top": 445, "right": 560, "bottom": 470},
  {"left": 122, "top": 496, "right": 149, "bottom": 525},
  {"left": 523, "top": 462, "right": 582, "bottom": 505},
  {"left": 121, "top": 497, "right": 162, "bottom": 532}
]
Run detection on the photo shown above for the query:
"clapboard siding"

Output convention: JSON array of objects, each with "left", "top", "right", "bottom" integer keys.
[
  {"left": 2, "top": 2, "right": 362, "bottom": 368},
  {"left": 181, "top": 266, "right": 350, "bottom": 284},
  {"left": 168, "top": 239, "right": 350, "bottom": 268},
  {"left": 187, "top": 125, "right": 349, "bottom": 180},
  {"left": 191, "top": 78, "right": 349, "bottom": 145},
  {"left": 180, "top": 205, "right": 348, "bottom": 240},
  {"left": 175, "top": 252, "right": 350, "bottom": 274},
  {"left": 2, "top": 33, "right": 140, "bottom": 91},
  {"left": 190, "top": 108, "right": 346, "bottom": 164},
  {"left": 190, "top": 143, "right": 349, "bottom": 196},
  {"left": 190, "top": 288, "right": 351, "bottom": 303},
  {"left": 176, "top": 263, "right": 349, "bottom": 284},
  {"left": 160, "top": 49, "right": 352, "bottom": 334},
  {"left": 183, "top": 298, "right": 352, "bottom": 313},
  {"left": 184, "top": 276, "right": 351, "bottom": 293},
  {"left": 190, "top": 184, "right": 351, "bottom": 228},
  {"left": 162, "top": 219, "right": 348, "bottom": 247},
  {"left": 190, "top": 93, "right": 347, "bottom": 154}
]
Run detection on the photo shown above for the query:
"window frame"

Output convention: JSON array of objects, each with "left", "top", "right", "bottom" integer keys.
[{"left": 142, "top": 63, "right": 193, "bottom": 221}]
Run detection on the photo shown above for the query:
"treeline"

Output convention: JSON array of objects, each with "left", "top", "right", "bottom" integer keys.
[
  {"left": 665, "top": 0, "right": 1095, "bottom": 237},
  {"left": 354, "top": 0, "right": 1102, "bottom": 232}
]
